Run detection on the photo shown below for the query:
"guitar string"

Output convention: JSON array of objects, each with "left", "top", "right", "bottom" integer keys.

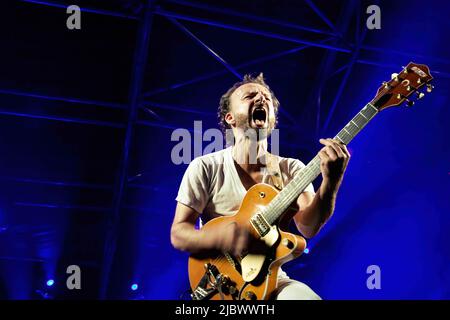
[
  {"left": 201, "top": 96, "right": 385, "bottom": 293},
  {"left": 201, "top": 75, "right": 429, "bottom": 295},
  {"left": 200, "top": 108, "right": 373, "bottom": 294}
]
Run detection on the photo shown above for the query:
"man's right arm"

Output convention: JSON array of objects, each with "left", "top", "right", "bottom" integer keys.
[
  {"left": 170, "top": 202, "right": 248, "bottom": 256},
  {"left": 170, "top": 202, "right": 214, "bottom": 253}
]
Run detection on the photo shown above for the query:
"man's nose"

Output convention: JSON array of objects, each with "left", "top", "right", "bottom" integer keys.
[{"left": 254, "top": 94, "right": 266, "bottom": 105}]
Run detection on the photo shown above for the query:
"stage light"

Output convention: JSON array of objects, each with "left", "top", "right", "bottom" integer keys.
[
  {"left": 304, "top": 248, "right": 310, "bottom": 254},
  {"left": 131, "top": 283, "right": 138, "bottom": 291},
  {"left": 46, "top": 279, "right": 55, "bottom": 287}
]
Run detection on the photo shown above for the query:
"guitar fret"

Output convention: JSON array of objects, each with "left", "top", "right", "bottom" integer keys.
[
  {"left": 367, "top": 103, "right": 378, "bottom": 112},
  {"left": 360, "top": 108, "right": 371, "bottom": 119},
  {"left": 351, "top": 120, "right": 360, "bottom": 128},
  {"left": 353, "top": 113, "right": 367, "bottom": 127},
  {"left": 337, "top": 130, "right": 352, "bottom": 144},
  {"left": 346, "top": 124, "right": 357, "bottom": 136},
  {"left": 361, "top": 104, "right": 377, "bottom": 119}
]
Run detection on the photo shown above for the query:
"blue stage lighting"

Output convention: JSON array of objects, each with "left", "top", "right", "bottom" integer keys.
[
  {"left": 46, "top": 279, "right": 55, "bottom": 287},
  {"left": 304, "top": 248, "right": 310, "bottom": 254},
  {"left": 131, "top": 284, "right": 138, "bottom": 291}
]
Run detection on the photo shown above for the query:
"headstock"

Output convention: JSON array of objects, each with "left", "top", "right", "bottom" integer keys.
[{"left": 371, "top": 62, "right": 434, "bottom": 111}]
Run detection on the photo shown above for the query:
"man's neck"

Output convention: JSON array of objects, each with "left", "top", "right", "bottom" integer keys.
[{"left": 231, "top": 133, "right": 268, "bottom": 172}]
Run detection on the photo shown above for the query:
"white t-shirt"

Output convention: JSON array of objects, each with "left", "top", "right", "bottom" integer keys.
[{"left": 175, "top": 147, "right": 315, "bottom": 223}]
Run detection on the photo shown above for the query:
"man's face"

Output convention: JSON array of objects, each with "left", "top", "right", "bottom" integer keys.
[{"left": 226, "top": 83, "right": 276, "bottom": 136}]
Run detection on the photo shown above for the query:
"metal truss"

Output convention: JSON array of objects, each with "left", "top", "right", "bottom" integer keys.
[
  {"left": 10, "top": 0, "right": 449, "bottom": 130},
  {"left": 6, "top": 0, "right": 450, "bottom": 216},
  {"left": 4, "top": 0, "right": 450, "bottom": 286}
]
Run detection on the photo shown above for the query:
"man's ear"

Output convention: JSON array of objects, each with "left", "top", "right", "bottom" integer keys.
[{"left": 225, "top": 112, "right": 235, "bottom": 126}]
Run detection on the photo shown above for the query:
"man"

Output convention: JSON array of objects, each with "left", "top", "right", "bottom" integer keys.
[{"left": 171, "top": 73, "right": 350, "bottom": 300}]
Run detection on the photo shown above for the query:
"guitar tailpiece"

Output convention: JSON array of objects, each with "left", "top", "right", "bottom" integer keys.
[{"left": 191, "top": 263, "right": 224, "bottom": 300}]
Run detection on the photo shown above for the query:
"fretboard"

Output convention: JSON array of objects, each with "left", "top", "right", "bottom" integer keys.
[{"left": 263, "top": 103, "right": 379, "bottom": 225}]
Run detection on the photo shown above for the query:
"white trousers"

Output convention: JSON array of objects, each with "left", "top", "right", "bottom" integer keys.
[{"left": 273, "top": 270, "right": 321, "bottom": 300}]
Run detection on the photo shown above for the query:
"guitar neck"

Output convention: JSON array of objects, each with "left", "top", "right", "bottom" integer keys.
[{"left": 263, "top": 102, "right": 379, "bottom": 225}]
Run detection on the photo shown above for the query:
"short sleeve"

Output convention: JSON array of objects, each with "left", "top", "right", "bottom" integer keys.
[
  {"left": 288, "top": 159, "right": 315, "bottom": 194},
  {"left": 175, "top": 158, "right": 210, "bottom": 214}
]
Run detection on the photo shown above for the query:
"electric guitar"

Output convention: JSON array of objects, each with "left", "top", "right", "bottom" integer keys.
[{"left": 188, "top": 62, "right": 434, "bottom": 300}]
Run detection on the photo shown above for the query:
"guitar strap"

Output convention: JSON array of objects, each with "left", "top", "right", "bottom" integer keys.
[{"left": 266, "top": 153, "right": 284, "bottom": 191}]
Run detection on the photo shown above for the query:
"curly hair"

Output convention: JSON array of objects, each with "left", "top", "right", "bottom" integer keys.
[{"left": 218, "top": 73, "right": 280, "bottom": 133}]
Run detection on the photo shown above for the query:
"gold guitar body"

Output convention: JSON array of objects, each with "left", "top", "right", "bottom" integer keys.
[{"left": 188, "top": 183, "right": 306, "bottom": 300}]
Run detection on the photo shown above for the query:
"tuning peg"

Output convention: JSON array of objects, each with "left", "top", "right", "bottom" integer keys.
[
  {"left": 391, "top": 73, "right": 399, "bottom": 81},
  {"left": 402, "top": 67, "right": 408, "bottom": 74},
  {"left": 406, "top": 85, "right": 411, "bottom": 91},
  {"left": 417, "top": 78, "right": 422, "bottom": 84},
  {"left": 416, "top": 92, "right": 425, "bottom": 99},
  {"left": 405, "top": 99, "right": 415, "bottom": 107},
  {"left": 426, "top": 84, "right": 434, "bottom": 92},
  {"left": 382, "top": 81, "right": 390, "bottom": 89}
]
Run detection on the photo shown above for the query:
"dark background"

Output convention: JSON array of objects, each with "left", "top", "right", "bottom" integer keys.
[{"left": 0, "top": 0, "right": 449, "bottom": 299}]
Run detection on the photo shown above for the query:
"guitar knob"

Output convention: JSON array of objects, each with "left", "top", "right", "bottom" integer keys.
[
  {"left": 222, "top": 275, "right": 230, "bottom": 284},
  {"left": 229, "top": 286, "right": 237, "bottom": 295},
  {"left": 244, "top": 291, "right": 257, "bottom": 300},
  {"left": 426, "top": 84, "right": 434, "bottom": 92},
  {"left": 405, "top": 99, "right": 415, "bottom": 107},
  {"left": 416, "top": 92, "right": 425, "bottom": 99}
]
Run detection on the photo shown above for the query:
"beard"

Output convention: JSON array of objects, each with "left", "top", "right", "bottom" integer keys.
[{"left": 233, "top": 113, "right": 275, "bottom": 141}]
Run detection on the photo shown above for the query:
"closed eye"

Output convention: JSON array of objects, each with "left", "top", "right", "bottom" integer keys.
[
  {"left": 242, "top": 91, "right": 271, "bottom": 101},
  {"left": 243, "top": 93, "right": 257, "bottom": 100}
]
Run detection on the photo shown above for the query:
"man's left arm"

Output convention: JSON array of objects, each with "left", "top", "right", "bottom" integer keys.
[{"left": 293, "top": 138, "right": 351, "bottom": 238}]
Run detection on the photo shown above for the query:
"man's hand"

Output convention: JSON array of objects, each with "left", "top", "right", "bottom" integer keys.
[
  {"left": 318, "top": 138, "right": 350, "bottom": 189},
  {"left": 292, "top": 138, "right": 350, "bottom": 238},
  {"left": 206, "top": 222, "right": 249, "bottom": 257}
]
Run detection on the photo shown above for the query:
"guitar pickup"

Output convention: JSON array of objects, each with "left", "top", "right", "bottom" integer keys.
[{"left": 250, "top": 213, "right": 271, "bottom": 237}]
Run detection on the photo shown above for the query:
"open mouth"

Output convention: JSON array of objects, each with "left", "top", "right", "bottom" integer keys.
[{"left": 251, "top": 107, "right": 267, "bottom": 127}]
